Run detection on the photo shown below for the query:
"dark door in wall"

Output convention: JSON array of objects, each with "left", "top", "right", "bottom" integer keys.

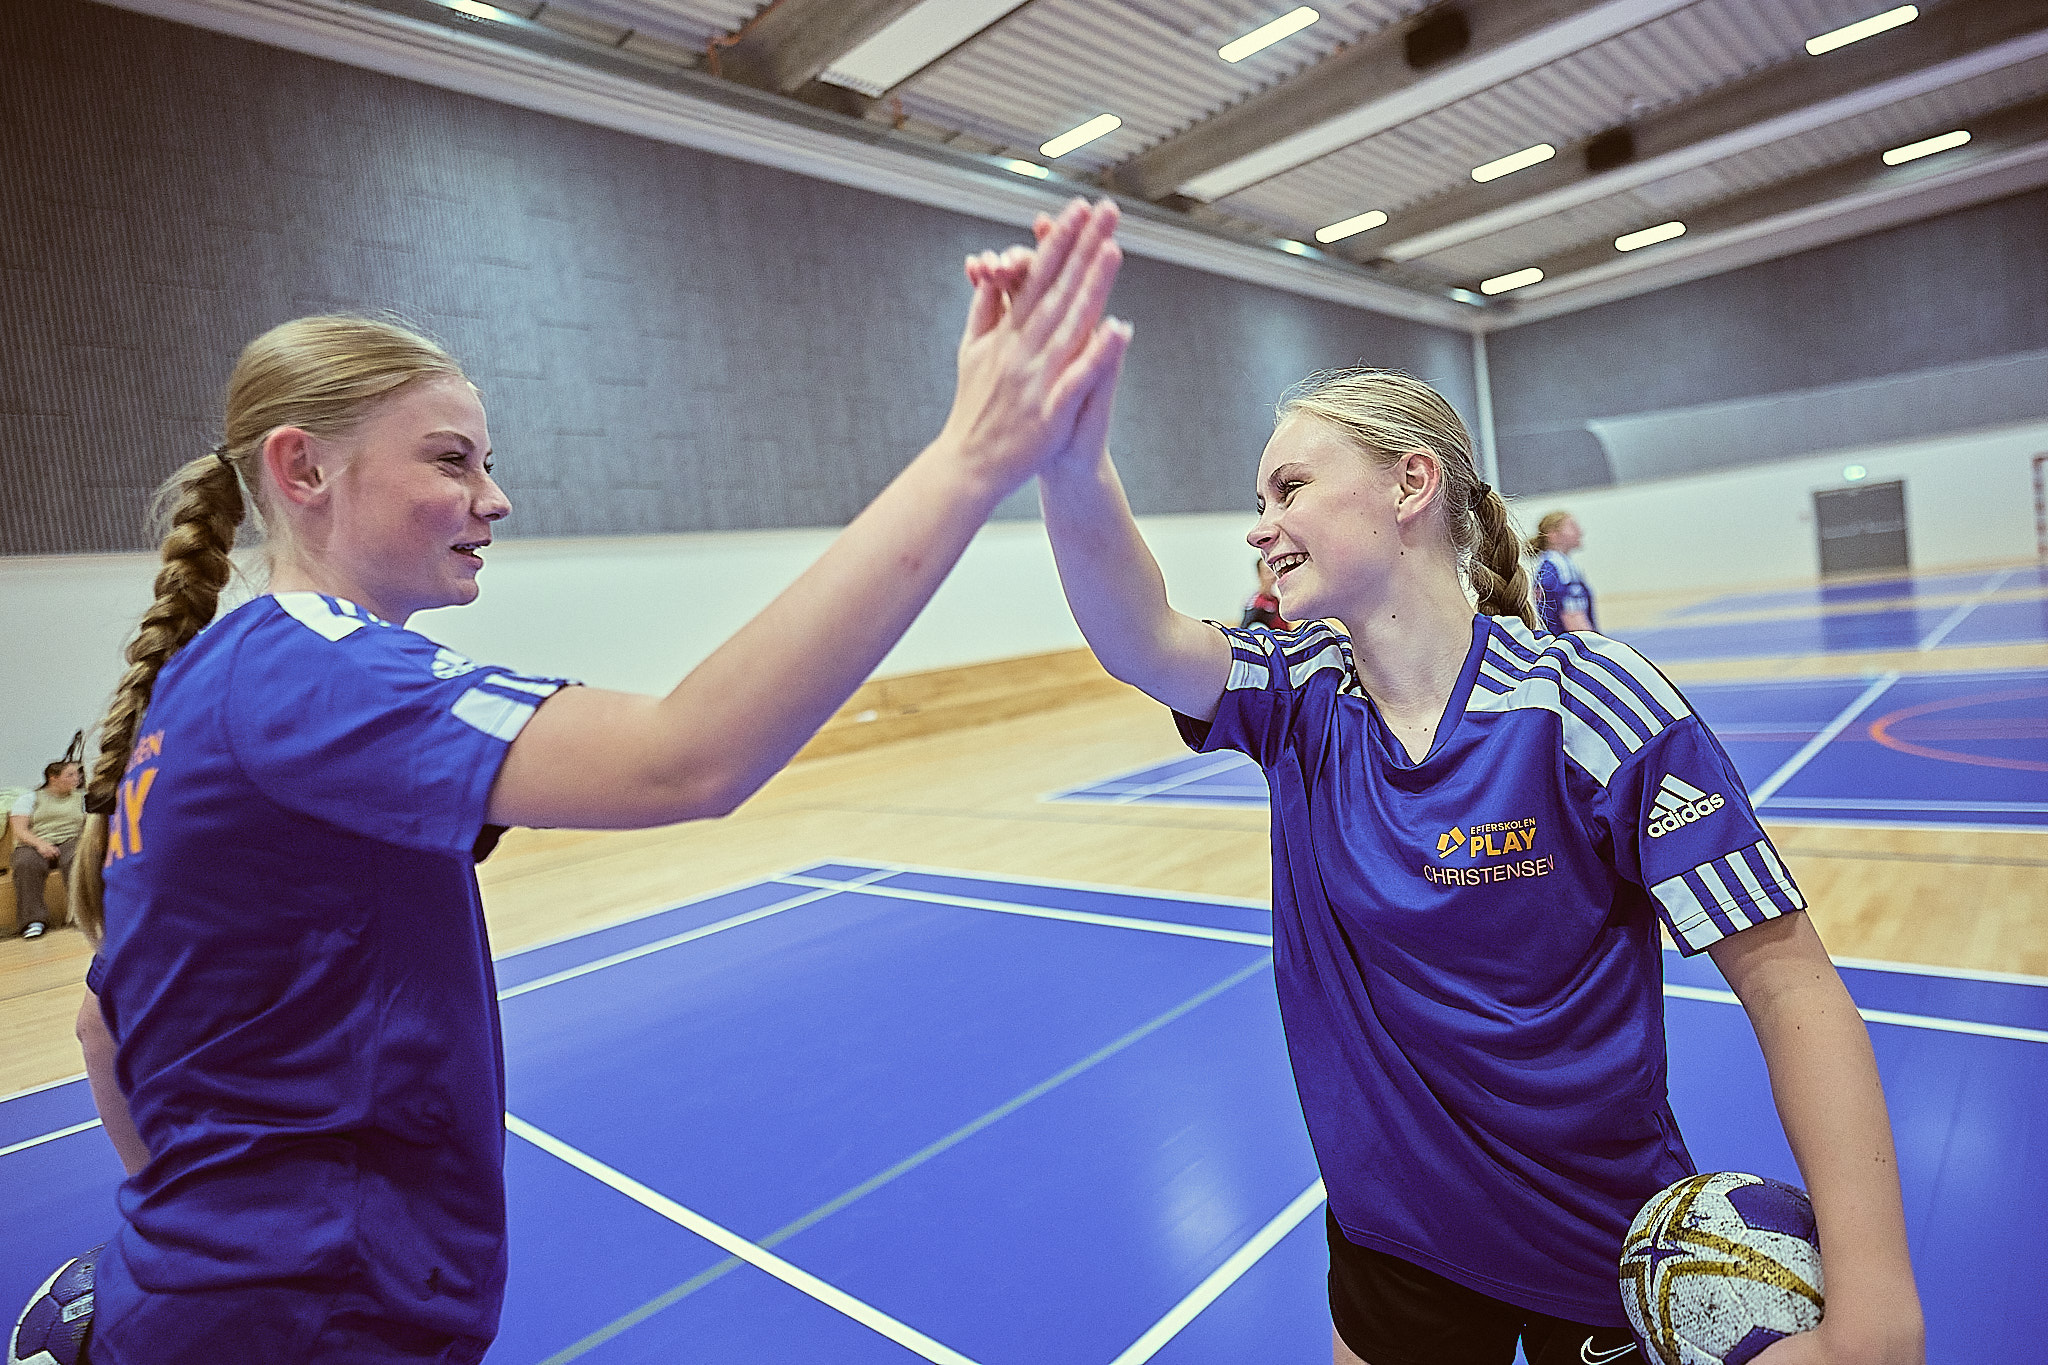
[{"left": 1814, "top": 480, "right": 1908, "bottom": 576}]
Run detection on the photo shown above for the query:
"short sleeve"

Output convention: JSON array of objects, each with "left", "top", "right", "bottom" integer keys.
[
  {"left": 231, "top": 595, "right": 573, "bottom": 856},
  {"left": 1600, "top": 716, "right": 1806, "bottom": 954},
  {"left": 1173, "top": 621, "right": 1348, "bottom": 768},
  {"left": 86, "top": 953, "right": 107, "bottom": 996},
  {"left": 9, "top": 791, "right": 33, "bottom": 817}
]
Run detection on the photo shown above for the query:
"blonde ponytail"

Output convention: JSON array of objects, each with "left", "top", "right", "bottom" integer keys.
[
  {"left": 74, "top": 455, "right": 243, "bottom": 941},
  {"left": 1278, "top": 369, "right": 1537, "bottom": 628},
  {"left": 71, "top": 316, "right": 466, "bottom": 944}
]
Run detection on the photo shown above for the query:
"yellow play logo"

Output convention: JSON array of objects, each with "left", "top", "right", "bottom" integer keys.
[{"left": 1437, "top": 827, "right": 1467, "bottom": 855}]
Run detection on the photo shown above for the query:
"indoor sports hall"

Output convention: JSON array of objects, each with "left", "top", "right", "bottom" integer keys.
[{"left": 3, "top": 2, "right": 2045, "bottom": 1363}]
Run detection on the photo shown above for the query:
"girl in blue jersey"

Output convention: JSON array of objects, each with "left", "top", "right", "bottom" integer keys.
[
  {"left": 66, "top": 197, "right": 1129, "bottom": 1365},
  {"left": 1530, "top": 509, "right": 1596, "bottom": 635},
  {"left": 995, "top": 224, "right": 1923, "bottom": 1365}
]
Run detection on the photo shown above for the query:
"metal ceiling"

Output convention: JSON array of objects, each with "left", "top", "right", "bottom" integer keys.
[{"left": 103, "top": 0, "right": 2048, "bottom": 328}]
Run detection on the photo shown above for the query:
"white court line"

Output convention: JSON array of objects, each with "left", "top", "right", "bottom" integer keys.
[
  {"left": 1663, "top": 984, "right": 2048, "bottom": 1043},
  {"left": 0, "top": 1072, "right": 88, "bottom": 1105},
  {"left": 1042, "top": 751, "right": 1244, "bottom": 804},
  {"left": 1828, "top": 954, "right": 2048, "bottom": 987},
  {"left": 800, "top": 859, "right": 1270, "bottom": 911},
  {"left": 1752, "top": 671, "right": 1900, "bottom": 805},
  {"left": 775, "top": 875, "right": 1275, "bottom": 947},
  {"left": 506, "top": 1114, "right": 982, "bottom": 1365},
  {"left": 1914, "top": 566, "right": 2018, "bottom": 652},
  {"left": 0, "top": 1118, "right": 102, "bottom": 1159},
  {"left": 1059, "top": 752, "right": 1255, "bottom": 807},
  {"left": 496, "top": 869, "right": 893, "bottom": 1002},
  {"left": 1106, "top": 1179, "right": 1327, "bottom": 1365}
]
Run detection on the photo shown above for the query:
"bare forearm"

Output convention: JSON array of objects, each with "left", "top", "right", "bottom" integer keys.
[
  {"left": 1039, "top": 450, "right": 1227, "bottom": 716},
  {"left": 1739, "top": 960, "right": 1923, "bottom": 1358},
  {"left": 644, "top": 441, "right": 1008, "bottom": 809},
  {"left": 77, "top": 992, "right": 149, "bottom": 1175}
]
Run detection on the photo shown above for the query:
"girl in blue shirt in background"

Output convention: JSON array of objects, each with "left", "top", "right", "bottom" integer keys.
[
  {"left": 67, "top": 198, "right": 1129, "bottom": 1364},
  {"left": 1530, "top": 509, "right": 1596, "bottom": 635},
  {"left": 995, "top": 230, "right": 1924, "bottom": 1365}
]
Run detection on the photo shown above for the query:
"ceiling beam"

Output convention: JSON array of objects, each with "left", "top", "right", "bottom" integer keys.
[
  {"left": 712, "top": 0, "right": 927, "bottom": 95},
  {"left": 1478, "top": 94, "right": 2048, "bottom": 321},
  {"left": 1107, "top": 0, "right": 1694, "bottom": 204},
  {"left": 1379, "top": 0, "right": 2048, "bottom": 263}
]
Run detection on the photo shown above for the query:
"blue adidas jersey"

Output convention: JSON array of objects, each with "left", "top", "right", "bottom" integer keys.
[
  {"left": 1534, "top": 550, "right": 1596, "bottom": 634},
  {"left": 1178, "top": 614, "right": 1803, "bottom": 1327},
  {"left": 92, "top": 593, "right": 568, "bottom": 1364}
]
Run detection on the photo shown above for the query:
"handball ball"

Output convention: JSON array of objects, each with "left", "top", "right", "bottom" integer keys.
[
  {"left": 1620, "top": 1172, "right": 1823, "bottom": 1365},
  {"left": 8, "top": 1245, "right": 102, "bottom": 1365}
]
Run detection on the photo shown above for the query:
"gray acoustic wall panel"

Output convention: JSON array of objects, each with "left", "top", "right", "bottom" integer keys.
[
  {"left": 1487, "top": 185, "right": 2048, "bottom": 495},
  {"left": 0, "top": 0, "right": 1470, "bottom": 556}
]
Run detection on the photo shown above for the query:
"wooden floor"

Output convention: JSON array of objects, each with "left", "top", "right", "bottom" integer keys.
[{"left": 5, "top": 574, "right": 2045, "bottom": 1099}]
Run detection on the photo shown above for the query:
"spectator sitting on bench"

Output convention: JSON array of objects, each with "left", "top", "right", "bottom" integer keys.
[{"left": 11, "top": 759, "right": 84, "bottom": 938}]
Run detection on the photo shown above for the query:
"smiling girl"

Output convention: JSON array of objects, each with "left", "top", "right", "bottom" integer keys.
[
  {"left": 66, "top": 197, "right": 1128, "bottom": 1364},
  {"left": 1027, "top": 354, "right": 1923, "bottom": 1365}
]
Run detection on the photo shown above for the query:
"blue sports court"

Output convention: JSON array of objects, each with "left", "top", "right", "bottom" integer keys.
[{"left": 4, "top": 862, "right": 2042, "bottom": 1364}]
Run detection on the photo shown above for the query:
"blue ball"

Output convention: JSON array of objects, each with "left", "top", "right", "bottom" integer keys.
[
  {"left": 1620, "top": 1173, "right": 1824, "bottom": 1365},
  {"left": 8, "top": 1244, "right": 102, "bottom": 1365}
]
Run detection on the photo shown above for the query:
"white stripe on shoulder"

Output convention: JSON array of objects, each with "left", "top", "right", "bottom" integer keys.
[
  {"left": 1551, "top": 627, "right": 1690, "bottom": 722},
  {"left": 273, "top": 592, "right": 366, "bottom": 642}
]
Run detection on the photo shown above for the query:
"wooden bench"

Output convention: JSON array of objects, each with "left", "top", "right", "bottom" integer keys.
[{"left": 1, "top": 818, "right": 72, "bottom": 931}]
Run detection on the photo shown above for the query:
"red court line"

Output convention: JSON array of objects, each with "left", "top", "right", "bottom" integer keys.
[{"left": 1867, "top": 686, "right": 2048, "bottom": 773}]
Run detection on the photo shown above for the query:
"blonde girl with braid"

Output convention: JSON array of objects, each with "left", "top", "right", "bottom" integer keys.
[
  {"left": 70, "top": 197, "right": 1127, "bottom": 1365},
  {"left": 1016, "top": 314, "right": 1922, "bottom": 1362}
]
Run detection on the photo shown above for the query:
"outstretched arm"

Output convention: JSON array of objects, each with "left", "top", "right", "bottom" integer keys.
[
  {"left": 489, "top": 198, "right": 1127, "bottom": 830},
  {"left": 1023, "top": 239, "right": 1229, "bottom": 721},
  {"left": 1709, "top": 913, "right": 1924, "bottom": 1365}
]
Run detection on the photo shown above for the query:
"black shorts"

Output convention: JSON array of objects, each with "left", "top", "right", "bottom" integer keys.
[{"left": 1327, "top": 1210, "right": 1645, "bottom": 1365}]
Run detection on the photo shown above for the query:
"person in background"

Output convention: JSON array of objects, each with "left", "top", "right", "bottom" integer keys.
[
  {"left": 1241, "top": 554, "right": 1292, "bottom": 631},
  {"left": 1529, "top": 510, "right": 1596, "bottom": 635},
  {"left": 10, "top": 759, "right": 85, "bottom": 938}
]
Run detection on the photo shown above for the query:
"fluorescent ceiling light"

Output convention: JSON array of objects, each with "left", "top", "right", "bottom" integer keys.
[
  {"left": 1479, "top": 267, "right": 1543, "bottom": 295},
  {"left": 1882, "top": 128, "right": 1969, "bottom": 165},
  {"left": 1315, "top": 210, "right": 1388, "bottom": 243},
  {"left": 1041, "top": 114, "right": 1122, "bottom": 159},
  {"left": 444, "top": 0, "right": 516, "bottom": 20},
  {"left": 1219, "top": 7, "right": 1320, "bottom": 63},
  {"left": 1277, "top": 239, "right": 1315, "bottom": 255},
  {"left": 1843, "top": 465, "right": 1869, "bottom": 481},
  {"left": 820, "top": 0, "right": 1031, "bottom": 96},
  {"left": 1471, "top": 143, "right": 1555, "bottom": 183},
  {"left": 999, "top": 158, "right": 1051, "bottom": 179},
  {"left": 1806, "top": 5, "right": 1917, "bottom": 57},
  {"left": 1614, "top": 221, "right": 1686, "bottom": 251}
]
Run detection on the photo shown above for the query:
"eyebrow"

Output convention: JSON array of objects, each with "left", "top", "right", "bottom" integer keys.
[
  {"left": 1256, "top": 461, "right": 1311, "bottom": 497},
  {"left": 424, "top": 430, "right": 491, "bottom": 457}
]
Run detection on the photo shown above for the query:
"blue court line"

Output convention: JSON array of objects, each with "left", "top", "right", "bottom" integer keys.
[
  {"left": 525, "top": 952, "right": 1274, "bottom": 1364},
  {"left": 775, "top": 873, "right": 1274, "bottom": 946}
]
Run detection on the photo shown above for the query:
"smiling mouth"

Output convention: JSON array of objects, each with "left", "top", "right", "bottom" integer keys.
[
  {"left": 452, "top": 540, "right": 489, "bottom": 560},
  {"left": 1270, "top": 552, "right": 1308, "bottom": 580}
]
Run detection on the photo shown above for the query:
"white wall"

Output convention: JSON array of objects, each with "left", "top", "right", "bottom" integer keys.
[
  {"left": 0, "top": 511, "right": 1261, "bottom": 786},
  {"left": 1541, "top": 419, "right": 2048, "bottom": 596}
]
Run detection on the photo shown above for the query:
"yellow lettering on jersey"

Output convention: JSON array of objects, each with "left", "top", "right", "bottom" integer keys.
[
  {"left": 120, "top": 767, "right": 158, "bottom": 857},
  {"left": 104, "top": 810, "right": 125, "bottom": 865}
]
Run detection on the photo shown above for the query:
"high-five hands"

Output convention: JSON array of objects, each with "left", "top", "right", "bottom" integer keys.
[{"left": 938, "top": 198, "right": 1132, "bottom": 498}]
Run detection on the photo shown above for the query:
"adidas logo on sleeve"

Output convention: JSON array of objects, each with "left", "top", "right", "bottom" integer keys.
[{"left": 1646, "top": 773, "right": 1726, "bottom": 837}]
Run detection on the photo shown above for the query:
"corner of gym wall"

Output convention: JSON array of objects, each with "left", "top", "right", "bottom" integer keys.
[
  {"left": 1485, "top": 183, "right": 2048, "bottom": 497},
  {"left": 0, "top": 0, "right": 1472, "bottom": 556}
]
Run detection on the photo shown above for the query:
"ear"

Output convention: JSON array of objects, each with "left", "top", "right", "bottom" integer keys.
[
  {"left": 1391, "top": 448, "right": 1441, "bottom": 526},
  {"left": 261, "top": 427, "right": 329, "bottom": 511}
]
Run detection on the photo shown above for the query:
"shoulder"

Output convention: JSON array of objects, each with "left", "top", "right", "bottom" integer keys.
[
  {"left": 8, "top": 789, "right": 32, "bottom": 816},
  {"left": 1218, "top": 618, "right": 1354, "bottom": 694},
  {"left": 1468, "top": 617, "right": 1693, "bottom": 784}
]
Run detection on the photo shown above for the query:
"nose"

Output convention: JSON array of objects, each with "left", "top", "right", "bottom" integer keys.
[
  {"left": 1247, "top": 514, "right": 1277, "bottom": 552},
  {"left": 478, "top": 473, "right": 511, "bottom": 523}
]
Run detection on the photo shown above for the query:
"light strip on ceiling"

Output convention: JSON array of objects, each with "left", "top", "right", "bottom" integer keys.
[
  {"left": 1479, "top": 267, "right": 1544, "bottom": 295},
  {"left": 1041, "top": 114, "right": 1123, "bottom": 159},
  {"left": 1471, "top": 143, "right": 1555, "bottom": 183},
  {"left": 1315, "top": 210, "right": 1388, "bottom": 242},
  {"left": 1219, "top": 7, "right": 1321, "bottom": 63},
  {"left": 820, "top": 0, "right": 1032, "bottom": 96},
  {"left": 999, "top": 157, "right": 1051, "bottom": 179},
  {"left": 1882, "top": 129, "right": 1969, "bottom": 165},
  {"left": 1806, "top": 5, "right": 1917, "bottom": 58},
  {"left": 443, "top": 0, "right": 517, "bottom": 21},
  {"left": 1614, "top": 221, "right": 1685, "bottom": 251}
]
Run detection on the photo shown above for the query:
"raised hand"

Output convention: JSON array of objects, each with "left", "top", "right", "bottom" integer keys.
[{"left": 934, "top": 198, "right": 1128, "bottom": 498}]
